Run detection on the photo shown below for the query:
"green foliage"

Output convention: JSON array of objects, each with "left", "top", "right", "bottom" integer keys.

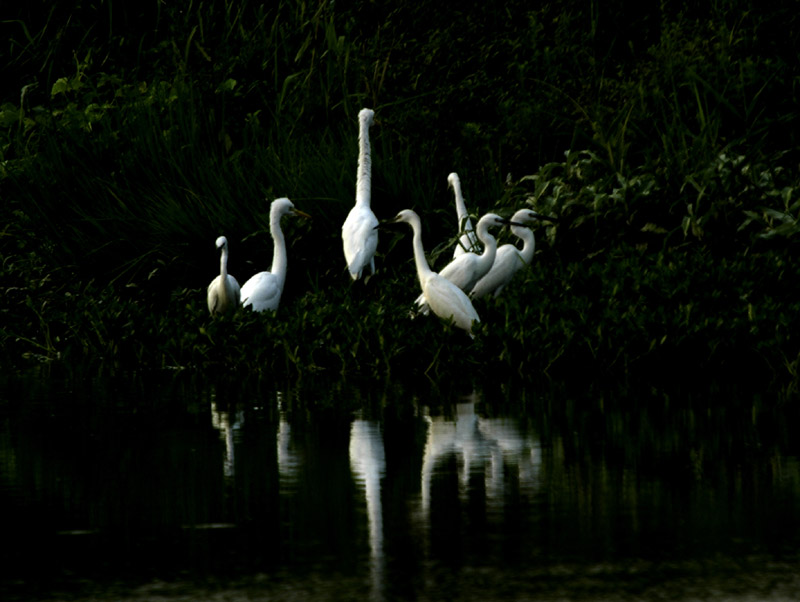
[{"left": 2, "top": 0, "right": 800, "bottom": 394}]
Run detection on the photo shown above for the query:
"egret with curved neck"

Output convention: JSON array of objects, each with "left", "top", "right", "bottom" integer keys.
[
  {"left": 415, "top": 212, "right": 511, "bottom": 314},
  {"left": 241, "top": 198, "right": 309, "bottom": 312},
  {"left": 470, "top": 209, "right": 556, "bottom": 299},
  {"left": 342, "top": 108, "right": 378, "bottom": 280},
  {"left": 448, "top": 173, "right": 478, "bottom": 257},
  {"left": 207, "top": 236, "right": 241, "bottom": 315},
  {"left": 388, "top": 209, "right": 480, "bottom": 336}
]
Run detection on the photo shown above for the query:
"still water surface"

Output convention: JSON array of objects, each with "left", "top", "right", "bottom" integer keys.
[{"left": 2, "top": 370, "right": 800, "bottom": 600}]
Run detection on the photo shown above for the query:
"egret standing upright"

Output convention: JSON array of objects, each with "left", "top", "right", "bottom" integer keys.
[
  {"left": 470, "top": 208, "right": 556, "bottom": 299},
  {"left": 207, "top": 236, "right": 241, "bottom": 315},
  {"left": 386, "top": 209, "right": 480, "bottom": 336},
  {"left": 240, "top": 197, "right": 309, "bottom": 312},
  {"left": 342, "top": 108, "right": 378, "bottom": 280},
  {"left": 448, "top": 172, "right": 478, "bottom": 257}
]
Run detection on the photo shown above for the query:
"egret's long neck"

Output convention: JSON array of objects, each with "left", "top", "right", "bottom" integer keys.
[
  {"left": 452, "top": 176, "right": 476, "bottom": 251},
  {"left": 452, "top": 177, "right": 469, "bottom": 224},
  {"left": 219, "top": 247, "right": 229, "bottom": 278},
  {"left": 477, "top": 230, "right": 498, "bottom": 267},
  {"left": 514, "top": 226, "right": 536, "bottom": 264},
  {"left": 270, "top": 214, "right": 288, "bottom": 282},
  {"left": 355, "top": 119, "right": 372, "bottom": 207},
  {"left": 409, "top": 217, "right": 433, "bottom": 286}
]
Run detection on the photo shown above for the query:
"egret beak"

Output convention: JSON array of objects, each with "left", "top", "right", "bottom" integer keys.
[
  {"left": 375, "top": 214, "right": 405, "bottom": 229},
  {"left": 499, "top": 216, "right": 529, "bottom": 229},
  {"left": 291, "top": 208, "right": 311, "bottom": 219}
]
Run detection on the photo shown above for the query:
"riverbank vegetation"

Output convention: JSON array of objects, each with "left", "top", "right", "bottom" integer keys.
[{"left": 2, "top": 1, "right": 800, "bottom": 392}]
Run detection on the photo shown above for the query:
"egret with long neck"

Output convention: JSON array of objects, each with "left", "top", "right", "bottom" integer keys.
[
  {"left": 387, "top": 209, "right": 480, "bottom": 336},
  {"left": 207, "top": 236, "right": 240, "bottom": 315},
  {"left": 470, "top": 209, "right": 556, "bottom": 299},
  {"left": 415, "top": 212, "right": 512, "bottom": 314},
  {"left": 342, "top": 108, "right": 378, "bottom": 280},
  {"left": 449, "top": 173, "right": 478, "bottom": 257},
  {"left": 240, "top": 198, "right": 309, "bottom": 312}
]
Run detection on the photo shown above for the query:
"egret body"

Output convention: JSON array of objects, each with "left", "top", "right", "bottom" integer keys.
[
  {"left": 390, "top": 209, "right": 480, "bottom": 335},
  {"left": 207, "top": 236, "right": 241, "bottom": 315},
  {"left": 449, "top": 172, "right": 478, "bottom": 257},
  {"left": 415, "top": 212, "right": 509, "bottom": 314},
  {"left": 470, "top": 209, "right": 551, "bottom": 299},
  {"left": 240, "top": 197, "right": 309, "bottom": 312},
  {"left": 342, "top": 108, "right": 378, "bottom": 280}
]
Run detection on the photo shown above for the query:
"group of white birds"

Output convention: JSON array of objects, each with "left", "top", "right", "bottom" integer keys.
[{"left": 207, "top": 108, "right": 556, "bottom": 336}]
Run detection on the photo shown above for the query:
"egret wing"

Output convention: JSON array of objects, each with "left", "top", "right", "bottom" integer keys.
[
  {"left": 241, "top": 271, "right": 282, "bottom": 312},
  {"left": 424, "top": 274, "right": 480, "bottom": 331},
  {"left": 470, "top": 245, "right": 524, "bottom": 299},
  {"left": 438, "top": 253, "right": 481, "bottom": 292},
  {"left": 342, "top": 205, "right": 379, "bottom": 279}
]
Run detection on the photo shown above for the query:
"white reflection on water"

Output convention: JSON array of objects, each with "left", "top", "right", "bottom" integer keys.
[
  {"left": 479, "top": 414, "right": 542, "bottom": 502},
  {"left": 420, "top": 401, "right": 478, "bottom": 512},
  {"left": 420, "top": 398, "right": 541, "bottom": 515},
  {"left": 349, "top": 418, "right": 386, "bottom": 602},
  {"left": 210, "top": 398, "right": 243, "bottom": 481},
  {"left": 276, "top": 391, "right": 301, "bottom": 493}
]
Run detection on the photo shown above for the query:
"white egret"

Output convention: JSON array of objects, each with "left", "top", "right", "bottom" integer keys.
[
  {"left": 342, "top": 108, "right": 378, "bottom": 280},
  {"left": 387, "top": 209, "right": 480, "bottom": 335},
  {"left": 414, "top": 212, "right": 512, "bottom": 314},
  {"left": 470, "top": 208, "right": 556, "bottom": 299},
  {"left": 448, "top": 172, "right": 478, "bottom": 257},
  {"left": 240, "top": 197, "right": 310, "bottom": 312},
  {"left": 207, "top": 236, "right": 241, "bottom": 315}
]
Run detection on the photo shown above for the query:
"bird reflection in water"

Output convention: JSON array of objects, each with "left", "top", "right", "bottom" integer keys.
[
  {"left": 276, "top": 391, "right": 301, "bottom": 493},
  {"left": 210, "top": 397, "right": 243, "bottom": 482},
  {"left": 420, "top": 395, "right": 541, "bottom": 516},
  {"left": 349, "top": 417, "right": 386, "bottom": 602}
]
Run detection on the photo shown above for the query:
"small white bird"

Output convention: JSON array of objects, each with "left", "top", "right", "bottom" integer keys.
[
  {"left": 388, "top": 209, "right": 480, "bottom": 336},
  {"left": 448, "top": 172, "right": 478, "bottom": 257},
  {"left": 207, "top": 236, "right": 241, "bottom": 315},
  {"left": 240, "top": 197, "right": 309, "bottom": 312},
  {"left": 470, "top": 208, "right": 556, "bottom": 299},
  {"left": 414, "top": 212, "right": 511, "bottom": 314},
  {"left": 342, "top": 108, "right": 378, "bottom": 280}
]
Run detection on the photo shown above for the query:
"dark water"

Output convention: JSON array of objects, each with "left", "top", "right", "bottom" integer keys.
[{"left": 2, "top": 370, "right": 800, "bottom": 601}]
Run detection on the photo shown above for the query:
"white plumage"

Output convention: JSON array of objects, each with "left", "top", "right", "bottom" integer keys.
[
  {"left": 342, "top": 108, "right": 378, "bottom": 280},
  {"left": 207, "top": 236, "right": 240, "bottom": 315},
  {"left": 448, "top": 172, "right": 478, "bottom": 257},
  {"left": 470, "top": 209, "right": 550, "bottom": 299},
  {"left": 415, "top": 212, "right": 509, "bottom": 314},
  {"left": 241, "top": 197, "right": 309, "bottom": 312},
  {"left": 390, "top": 209, "right": 480, "bottom": 336}
]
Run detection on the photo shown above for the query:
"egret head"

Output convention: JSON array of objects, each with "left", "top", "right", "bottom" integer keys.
[
  {"left": 375, "top": 209, "right": 418, "bottom": 230},
  {"left": 511, "top": 208, "right": 559, "bottom": 225},
  {"left": 391, "top": 209, "right": 418, "bottom": 225},
  {"left": 481, "top": 213, "right": 512, "bottom": 227},
  {"left": 215, "top": 236, "right": 228, "bottom": 250},
  {"left": 447, "top": 172, "right": 460, "bottom": 189},
  {"left": 271, "top": 197, "right": 311, "bottom": 220},
  {"left": 358, "top": 108, "right": 375, "bottom": 127}
]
